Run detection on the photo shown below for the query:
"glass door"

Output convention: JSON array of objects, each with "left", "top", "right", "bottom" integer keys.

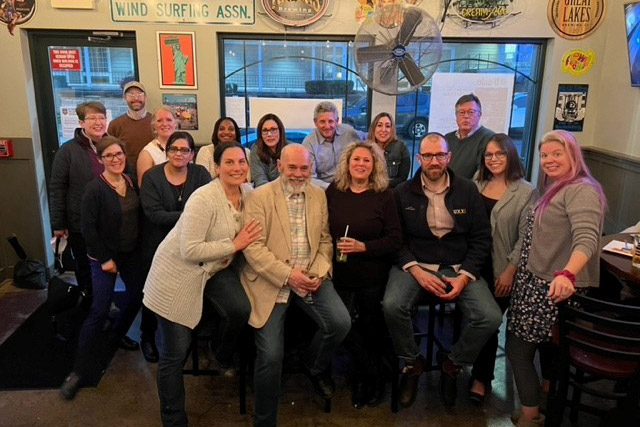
[{"left": 28, "top": 30, "right": 139, "bottom": 182}]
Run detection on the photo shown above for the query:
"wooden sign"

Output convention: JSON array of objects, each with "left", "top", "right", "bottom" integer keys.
[{"left": 547, "top": 0, "right": 606, "bottom": 40}]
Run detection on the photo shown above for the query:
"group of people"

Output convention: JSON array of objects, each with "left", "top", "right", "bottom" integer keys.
[{"left": 49, "top": 82, "right": 606, "bottom": 427}]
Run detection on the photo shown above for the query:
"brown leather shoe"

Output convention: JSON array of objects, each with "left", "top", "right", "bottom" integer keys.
[{"left": 398, "top": 355, "right": 425, "bottom": 408}]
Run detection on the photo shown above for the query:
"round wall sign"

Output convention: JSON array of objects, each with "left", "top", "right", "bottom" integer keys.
[
  {"left": 561, "top": 49, "right": 595, "bottom": 76},
  {"left": 261, "top": 0, "right": 330, "bottom": 27},
  {"left": 547, "top": 0, "right": 606, "bottom": 40}
]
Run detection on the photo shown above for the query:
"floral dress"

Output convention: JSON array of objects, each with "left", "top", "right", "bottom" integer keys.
[{"left": 507, "top": 208, "right": 583, "bottom": 344}]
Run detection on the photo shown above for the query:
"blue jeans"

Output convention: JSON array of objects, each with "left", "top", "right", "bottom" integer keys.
[
  {"left": 156, "top": 315, "right": 192, "bottom": 427},
  {"left": 253, "top": 279, "right": 350, "bottom": 427},
  {"left": 156, "top": 267, "right": 250, "bottom": 427},
  {"left": 73, "top": 251, "right": 144, "bottom": 376},
  {"left": 382, "top": 266, "right": 502, "bottom": 366}
]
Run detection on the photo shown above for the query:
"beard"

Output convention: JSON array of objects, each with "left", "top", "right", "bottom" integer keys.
[
  {"left": 422, "top": 165, "right": 446, "bottom": 182},
  {"left": 281, "top": 173, "right": 309, "bottom": 195}
]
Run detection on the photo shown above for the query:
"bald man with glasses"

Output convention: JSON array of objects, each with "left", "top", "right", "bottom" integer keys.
[{"left": 444, "top": 93, "right": 495, "bottom": 179}]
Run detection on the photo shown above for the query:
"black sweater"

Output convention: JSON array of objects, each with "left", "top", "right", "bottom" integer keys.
[
  {"left": 81, "top": 174, "right": 141, "bottom": 263},
  {"left": 393, "top": 168, "right": 491, "bottom": 279},
  {"left": 326, "top": 183, "right": 402, "bottom": 289},
  {"left": 139, "top": 163, "right": 211, "bottom": 261}
]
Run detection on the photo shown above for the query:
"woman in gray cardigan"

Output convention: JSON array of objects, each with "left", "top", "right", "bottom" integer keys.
[
  {"left": 144, "top": 142, "right": 261, "bottom": 427},
  {"left": 469, "top": 134, "right": 537, "bottom": 404},
  {"left": 506, "top": 130, "right": 606, "bottom": 427}
]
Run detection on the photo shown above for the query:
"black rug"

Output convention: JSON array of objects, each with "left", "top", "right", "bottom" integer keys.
[{"left": 0, "top": 297, "right": 122, "bottom": 391}]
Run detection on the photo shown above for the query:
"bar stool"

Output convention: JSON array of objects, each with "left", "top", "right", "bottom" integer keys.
[{"left": 390, "top": 300, "right": 462, "bottom": 412}]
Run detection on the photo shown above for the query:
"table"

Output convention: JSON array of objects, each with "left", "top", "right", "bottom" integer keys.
[{"left": 600, "top": 233, "right": 640, "bottom": 289}]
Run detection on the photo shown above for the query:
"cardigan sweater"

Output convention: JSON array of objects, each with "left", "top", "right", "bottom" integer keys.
[
  {"left": 326, "top": 183, "right": 402, "bottom": 289},
  {"left": 139, "top": 163, "right": 211, "bottom": 261},
  {"left": 81, "top": 174, "right": 141, "bottom": 263},
  {"left": 143, "top": 179, "right": 251, "bottom": 329},
  {"left": 527, "top": 183, "right": 603, "bottom": 288},
  {"left": 475, "top": 178, "right": 537, "bottom": 281},
  {"left": 444, "top": 126, "right": 495, "bottom": 179}
]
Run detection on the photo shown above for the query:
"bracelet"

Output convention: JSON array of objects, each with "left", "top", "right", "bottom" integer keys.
[{"left": 554, "top": 269, "right": 576, "bottom": 285}]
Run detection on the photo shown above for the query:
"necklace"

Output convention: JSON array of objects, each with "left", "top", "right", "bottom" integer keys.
[
  {"left": 173, "top": 182, "right": 185, "bottom": 202},
  {"left": 155, "top": 140, "right": 165, "bottom": 153}
]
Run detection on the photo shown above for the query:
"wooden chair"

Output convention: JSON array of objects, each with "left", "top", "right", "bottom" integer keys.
[{"left": 545, "top": 294, "right": 640, "bottom": 426}]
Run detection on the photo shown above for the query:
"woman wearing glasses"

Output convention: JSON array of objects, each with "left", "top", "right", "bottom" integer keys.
[
  {"left": 468, "top": 134, "right": 537, "bottom": 404},
  {"left": 368, "top": 112, "right": 410, "bottom": 188},
  {"left": 49, "top": 102, "right": 108, "bottom": 300},
  {"left": 249, "top": 113, "right": 288, "bottom": 187},
  {"left": 144, "top": 141, "right": 261, "bottom": 427},
  {"left": 60, "top": 136, "right": 145, "bottom": 400},
  {"left": 138, "top": 131, "right": 210, "bottom": 363},
  {"left": 136, "top": 106, "right": 179, "bottom": 187}
]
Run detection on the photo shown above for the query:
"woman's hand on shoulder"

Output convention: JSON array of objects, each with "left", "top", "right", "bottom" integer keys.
[{"left": 234, "top": 218, "right": 262, "bottom": 251}]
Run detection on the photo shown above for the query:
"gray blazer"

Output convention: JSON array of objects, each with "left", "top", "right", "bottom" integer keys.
[
  {"left": 143, "top": 179, "right": 251, "bottom": 328},
  {"left": 475, "top": 178, "right": 537, "bottom": 281}
]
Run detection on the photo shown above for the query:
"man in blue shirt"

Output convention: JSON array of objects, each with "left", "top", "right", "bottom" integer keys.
[{"left": 302, "top": 101, "right": 361, "bottom": 189}]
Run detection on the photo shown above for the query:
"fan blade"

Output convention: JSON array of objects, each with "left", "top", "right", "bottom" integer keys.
[
  {"left": 397, "top": 8, "right": 423, "bottom": 46},
  {"left": 379, "top": 61, "right": 398, "bottom": 89},
  {"left": 356, "top": 45, "right": 393, "bottom": 64},
  {"left": 398, "top": 53, "right": 425, "bottom": 87}
]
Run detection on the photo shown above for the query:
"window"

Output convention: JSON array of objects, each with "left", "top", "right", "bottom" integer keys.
[
  {"left": 220, "top": 35, "right": 370, "bottom": 146},
  {"left": 398, "top": 40, "right": 545, "bottom": 176}
]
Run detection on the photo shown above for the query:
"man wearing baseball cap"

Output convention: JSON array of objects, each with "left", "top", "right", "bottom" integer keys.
[{"left": 107, "top": 81, "right": 154, "bottom": 177}]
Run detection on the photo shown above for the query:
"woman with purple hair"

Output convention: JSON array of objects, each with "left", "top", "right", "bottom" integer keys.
[{"left": 506, "top": 130, "right": 606, "bottom": 427}]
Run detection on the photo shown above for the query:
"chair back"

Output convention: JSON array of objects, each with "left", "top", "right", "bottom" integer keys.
[{"left": 558, "top": 294, "right": 640, "bottom": 379}]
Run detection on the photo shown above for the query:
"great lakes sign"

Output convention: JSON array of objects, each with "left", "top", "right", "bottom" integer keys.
[
  {"left": 110, "top": 0, "right": 255, "bottom": 24},
  {"left": 547, "top": 0, "right": 606, "bottom": 40}
]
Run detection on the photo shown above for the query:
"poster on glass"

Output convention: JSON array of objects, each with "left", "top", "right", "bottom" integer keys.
[{"left": 157, "top": 32, "right": 197, "bottom": 89}]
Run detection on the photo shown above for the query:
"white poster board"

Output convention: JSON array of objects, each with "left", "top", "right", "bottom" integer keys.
[
  {"left": 225, "top": 97, "right": 247, "bottom": 128},
  {"left": 248, "top": 98, "right": 343, "bottom": 129},
  {"left": 429, "top": 73, "right": 515, "bottom": 135}
]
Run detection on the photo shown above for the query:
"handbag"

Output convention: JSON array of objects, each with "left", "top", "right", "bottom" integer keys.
[
  {"left": 7, "top": 234, "right": 46, "bottom": 290},
  {"left": 46, "top": 237, "right": 81, "bottom": 314}
]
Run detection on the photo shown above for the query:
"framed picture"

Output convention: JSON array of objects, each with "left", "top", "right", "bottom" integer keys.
[
  {"left": 162, "top": 93, "right": 199, "bottom": 130},
  {"left": 157, "top": 32, "right": 197, "bottom": 89},
  {"left": 553, "top": 84, "right": 588, "bottom": 132}
]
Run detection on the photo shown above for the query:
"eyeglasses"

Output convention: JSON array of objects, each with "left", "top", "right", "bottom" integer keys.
[
  {"left": 101, "top": 152, "right": 125, "bottom": 161},
  {"left": 261, "top": 127, "right": 279, "bottom": 135},
  {"left": 125, "top": 91, "right": 145, "bottom": 99},
  {"left": 456, "top": 109, "right": 479, "bottom": 117},
  {"left": 484, "top": 151, "right": 507, "bottom": 160},
  {"left": 167, "top": 147, "right": 192, "bottom": 154},
  {"left": 83, "top": 116, "right": 106, "bottom": 122},
  {"left": 419, "top": 152, "right": 449, "bottom": 162}
]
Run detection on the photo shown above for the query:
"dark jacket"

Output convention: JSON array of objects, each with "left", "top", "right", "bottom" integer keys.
[
  {"left": 139, "top": 163, "right": 211, "bottom": 261},
  {"left": 81, "top": 174, "right": 141, "bottom": 263},
  {"left": 49, "top": 128, "right": 104, "bottom": 232},
  {"left": 394, "top": 168, "right": 491, "bottom": 279},
  {"left": 383, "top": 139, "right": 411, "bottom": 188}
]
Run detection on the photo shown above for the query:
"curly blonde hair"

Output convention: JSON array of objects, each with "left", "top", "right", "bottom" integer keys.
[{"left": 334, "top": 140, "right": 388, "bottom": 192}]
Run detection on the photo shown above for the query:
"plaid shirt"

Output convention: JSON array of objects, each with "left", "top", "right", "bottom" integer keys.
[{"left": 275, "top": 180, "right": 311, "bottom": 303}]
